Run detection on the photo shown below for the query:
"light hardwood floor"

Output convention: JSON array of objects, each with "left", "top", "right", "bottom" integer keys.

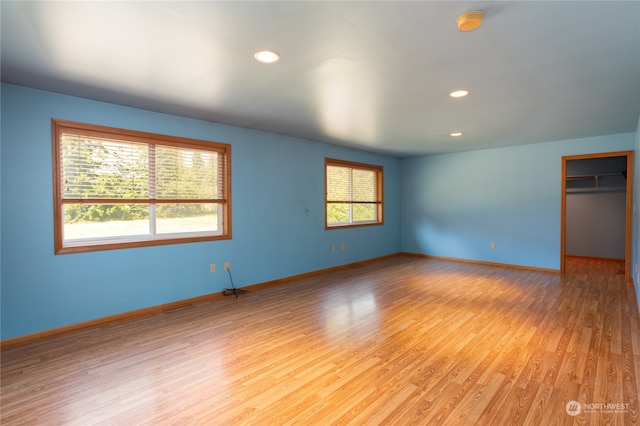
[{"left": 2, "top": 255, "right": 639, "bottom": 425}]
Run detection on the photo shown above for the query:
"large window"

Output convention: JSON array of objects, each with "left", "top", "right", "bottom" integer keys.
[
  {"left": 52, "top": 120, "right": 231, "bottom": 254},
  {"left": 325, "top": 158, "right": 383, "bottom": 228}
]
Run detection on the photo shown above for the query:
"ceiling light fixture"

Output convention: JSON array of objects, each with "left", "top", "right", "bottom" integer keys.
[
  {"left": 449, "top": 89, "right": 469, "bottom": 98},
  {"left": 457, "top": 10, "right": 484, "bottom": 32},
  {"left": 450, "top": 132, "right": 463, "bottom": 137},
  {"left": 254, "top": 50, "right": 280, "bottom": 63}
]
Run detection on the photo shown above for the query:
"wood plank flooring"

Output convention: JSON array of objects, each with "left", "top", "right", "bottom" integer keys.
[{"left": 2, "top": 255, "right": 639, "bottom": 425}]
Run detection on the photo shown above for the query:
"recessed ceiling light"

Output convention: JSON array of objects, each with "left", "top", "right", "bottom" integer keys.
[
  {"left": 254, "top": 50, "right": 280, "bottom": 63},
  {"left": 449, "top": 89, "right": 469, "bottom": 98},
  {"left": 450, "top": 132, "right": 463, "bottom": 137}
]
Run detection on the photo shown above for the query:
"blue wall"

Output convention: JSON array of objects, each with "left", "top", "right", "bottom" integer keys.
[
  {"left": 0, "top": 84, "right": 401, "bottom": 339},
  {"left": 2, "top": 82, "right": 638, "bottom": 340},
  {"left": 400, "top": 133, "right": 636, "bottom": 270}
]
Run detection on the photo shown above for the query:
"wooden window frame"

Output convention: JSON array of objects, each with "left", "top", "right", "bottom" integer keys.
[
  {"left": 52, "top": 119, "right": 232, "bottom": 254},
  {"left": 325, "top": 158, "right": 383, "bottom": 229}
]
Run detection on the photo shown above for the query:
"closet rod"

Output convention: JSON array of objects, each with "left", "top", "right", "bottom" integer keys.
[{"left": 565, "top": 172, "right": 624, "bottom": 181}]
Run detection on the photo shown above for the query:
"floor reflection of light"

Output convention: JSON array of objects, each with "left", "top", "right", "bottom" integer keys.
[
  {"left": 56, "top": 374, "right": 157, "bottom": 425},
  {"left": 55, "top": 343, "right": 228, "bottom": 425},
  {"left": 323, "top": 290, "right": 380, "bottom": 339}
]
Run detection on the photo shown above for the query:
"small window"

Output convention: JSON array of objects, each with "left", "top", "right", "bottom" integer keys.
[
  {"left": 325, "top": 158, "right": 383, "bottom": 228},
  {"left": 52, "top": 120, "right": 231, "bottom": 254}
]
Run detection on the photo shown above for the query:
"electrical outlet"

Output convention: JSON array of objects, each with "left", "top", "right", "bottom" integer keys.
[
  {"left": 331, "top": 245, "right": 336, "bottom": 253},
  {"left": 491, "top": 242, "right": 496, "bottom": 249},
  {"left": 224, "top": 262, "right": 230, "bottom": 271},
  {"left": 210, "top": 264, "right": 216, "bottom": 273},
  {"left": 342, "top": 244, "right": 346, "bottom": 252}
]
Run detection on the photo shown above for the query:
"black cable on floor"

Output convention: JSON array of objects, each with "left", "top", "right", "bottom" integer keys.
[{"left": 221, "top": 266, "right": 248, "bottom": 299}]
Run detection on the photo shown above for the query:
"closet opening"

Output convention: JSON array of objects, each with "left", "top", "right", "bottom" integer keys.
[{"left": 560, "top": 151, "right": 633, "bottom": 281}]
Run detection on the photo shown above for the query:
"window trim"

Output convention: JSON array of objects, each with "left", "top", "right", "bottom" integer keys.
[
  {"left": 52, "top": 119, "right": 232, "bottom": 254},
  {"left": 325, "top": 158, "right": 383, "bottom": 229}
]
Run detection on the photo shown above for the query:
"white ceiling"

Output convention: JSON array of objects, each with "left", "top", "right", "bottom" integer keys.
[{"left": 2, "top": 1, "right": 639, "bottom": 158}]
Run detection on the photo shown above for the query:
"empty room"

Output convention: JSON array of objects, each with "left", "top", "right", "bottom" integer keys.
[{"left": 1, "top": 1, "right": 639, "bottom": 425}]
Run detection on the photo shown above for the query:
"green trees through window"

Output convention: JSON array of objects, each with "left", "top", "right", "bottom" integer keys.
[
  {"left": 325, "top": 158, "right": 383, "bottom": 228},
  {"left": 53, "top": 120, "right": 231, "bottom": 253}
]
